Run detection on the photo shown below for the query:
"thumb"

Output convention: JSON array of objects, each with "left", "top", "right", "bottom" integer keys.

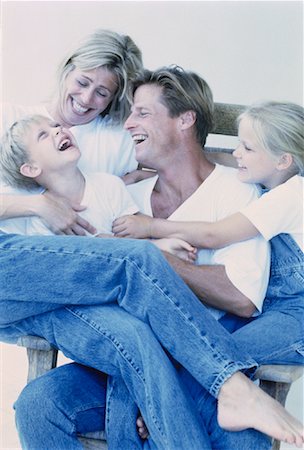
[{"left": 72, "top": 203, "right": 87, "bottom": 212}]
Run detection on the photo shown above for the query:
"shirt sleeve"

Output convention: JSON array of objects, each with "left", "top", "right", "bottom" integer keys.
[{"left": 240, "top": 176, "right": 303, "bottom": 241}]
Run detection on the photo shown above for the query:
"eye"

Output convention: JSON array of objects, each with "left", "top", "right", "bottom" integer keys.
[
  {"left": 96, "top": 90, "right": 107, "bottom": 98},
  {"left": 77, "top": 79, "right": 88, "bottom": 87},
  {"left": 37, "top": 130, "right": 48, "bottom": 140}
]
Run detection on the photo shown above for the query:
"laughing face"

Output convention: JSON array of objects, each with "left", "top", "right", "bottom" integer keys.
[
  {"left": 58, "top": 66, "right": 118, "bottom": 128},
  {"left": 233, "top": 116, "right": 280, "bottom": 188},
  {"left": 124, "top": 84, "right": 182, "bottom": 168},
  {"left": 23, "top": 117, "right": 81, "bottom": 174}
]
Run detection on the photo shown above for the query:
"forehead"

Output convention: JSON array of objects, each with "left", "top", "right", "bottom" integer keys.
[
  {"left": 69, "top": 66, "right": 118, "bottom": 88},
  {"left": 133, "top": 84, "right": 164, "bottom": 107}
]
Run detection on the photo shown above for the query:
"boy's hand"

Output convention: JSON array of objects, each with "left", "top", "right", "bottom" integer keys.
[
  {"left": 153, "top": 238, "right": 197, "bottom": 263},
  {"left": 112, "top": 214, "right": 153, "bottom": 238}
]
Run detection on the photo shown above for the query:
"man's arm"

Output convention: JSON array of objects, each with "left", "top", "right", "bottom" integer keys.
[{"left": 163, "top": 252, "right": 257, "bottom": 318}]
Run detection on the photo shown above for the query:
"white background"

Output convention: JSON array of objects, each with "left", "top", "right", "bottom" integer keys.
[{"left": 1, "top": 1, "right": 303, "bottom": 448}]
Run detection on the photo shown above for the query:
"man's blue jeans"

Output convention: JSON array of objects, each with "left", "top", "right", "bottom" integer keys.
[{"left": 14, "top": 362, "right": 271, "bottom": 450}]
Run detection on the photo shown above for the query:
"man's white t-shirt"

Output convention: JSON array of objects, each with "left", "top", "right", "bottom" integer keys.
[
  {"left": 241, "top": 175, "right": 303, "bottom": 251},
  {"left": 0, "top": 173, "right": 139, "bottom": 236},
  {"left": 128, "top": 164, "right": 270, "bottom": 319}
]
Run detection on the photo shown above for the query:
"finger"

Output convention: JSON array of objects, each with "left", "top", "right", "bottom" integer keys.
[
  {"left": 73, "top": 204, "right": 87, "bottom": 212},
  {"left": 70, "top": 225, "right": 87, "bottom": 236},
  {"left": 76, "top": 217, "right": 97, "bottom": 235}
]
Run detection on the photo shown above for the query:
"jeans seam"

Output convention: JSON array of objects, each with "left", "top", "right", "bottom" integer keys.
[{"left": 65, "top": 307, "right": 168, "bottom": 444}]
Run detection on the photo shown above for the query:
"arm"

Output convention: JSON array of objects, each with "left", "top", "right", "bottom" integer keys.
[
  {"left": 121, "top": 169, "right": 156, "bottom": 185},
  {"left": 0, "top": 192, "right": 96, "bottom": 236},
  {"left": 162, "top": 252, "right": 256, "bottom": 318},
  {"left": 113, "top": 212, "right": 260, "bottom": 248}
]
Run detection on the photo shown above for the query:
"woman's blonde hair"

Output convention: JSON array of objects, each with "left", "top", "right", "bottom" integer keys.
[
  {"left": 238, "top": 101, "right": 304, "bottom": 175},
  {"left": 0, "top": 115, "right": 45, "bottom": 190},
  {"left": 57, "top": 29, "right": 143, "bottom": 125}
]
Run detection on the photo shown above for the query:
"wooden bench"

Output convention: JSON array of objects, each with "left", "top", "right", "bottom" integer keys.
[{"left": 16, "top": 102, "right": 303, "bottom": 450}]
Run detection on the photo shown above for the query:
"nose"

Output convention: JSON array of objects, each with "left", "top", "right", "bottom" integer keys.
[
  {"left": 233, "top": 144, "right": 242, "bottom": 158},
  {"left": 124, "top": 112, "right": 136, "bottom": 130},
  {"left": 80, "top": 88, "right": 94, "bottom": 106}
]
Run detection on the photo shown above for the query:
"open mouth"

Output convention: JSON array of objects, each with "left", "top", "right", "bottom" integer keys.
[
  {"left": 58, "top": 138, "right": 73, "bottom": 151},
  {"left": 132, "top": 134, "right": 148, "bottom": 145},
  {"left": 72, "top": 99, "right": 90, "bottom": 114}
]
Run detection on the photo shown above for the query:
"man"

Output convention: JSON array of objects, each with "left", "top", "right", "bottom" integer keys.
[{"left": 2, "top": 67, "right": 302, "bottom": 449}]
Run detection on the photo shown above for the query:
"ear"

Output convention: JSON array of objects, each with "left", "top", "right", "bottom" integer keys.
[
  {"left": 179, "top": 111, "right": 196, "bottom": 130},
  {"left": 276, "top": 153, "right": 293, "bottom": 171},
  {"left": 20, "top": 163, "right": 42, "bottom": 179}
]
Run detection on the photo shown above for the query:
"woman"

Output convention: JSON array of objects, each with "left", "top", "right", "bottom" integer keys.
[{"left": 1, "top": 29, "right": 145, "bottom": 235}]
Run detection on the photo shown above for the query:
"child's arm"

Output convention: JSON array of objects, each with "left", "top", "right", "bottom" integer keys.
[{"left": 112, "top": 212, "right": 260, "bottom": 249}]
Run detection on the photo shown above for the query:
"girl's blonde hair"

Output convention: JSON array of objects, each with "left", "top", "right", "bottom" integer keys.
[
  {"left": 57, "top": 29, "right": 143, "bottom": 125},
  {"left": 0, "top": 115, "right": 46, "bottom": 190},
  {"left": 238, "top": 101, "right": 304, "bottom": 175}
]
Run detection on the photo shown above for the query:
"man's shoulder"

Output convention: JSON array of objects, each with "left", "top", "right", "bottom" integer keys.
[{"left": 212, "top": 164, "right": 260, "bottom": 196}]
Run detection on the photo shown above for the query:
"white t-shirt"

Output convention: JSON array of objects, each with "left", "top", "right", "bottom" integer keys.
[
  {"left": 241, "top": 175, "right": 303, "bottom": 252},
  {"left": 0, "top": 173, "right": 139, "bottom": 236},
  {"left": 127, "top": 164, "right": 270, "bottom": 319},
  {"left": 1, "top": 102, "right": 137, "bottom": 180}
]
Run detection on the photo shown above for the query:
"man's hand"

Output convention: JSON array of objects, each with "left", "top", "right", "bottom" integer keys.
[
  {"left": 39, "top": 191, "right": 96, "bottom": 236},
  {"left": 112, "top": 214, "right": 153, "bottom": 238}
]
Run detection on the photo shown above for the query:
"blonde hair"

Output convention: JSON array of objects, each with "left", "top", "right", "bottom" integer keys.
[
  {"left": 0, "top": 115, "right": 46, "bottom": 190},
  {"left": 57, "top": 29, "right": 143, "bottom": 125},
  {"left": 238, "top": 101, "right": 304, "bottom": 176}
]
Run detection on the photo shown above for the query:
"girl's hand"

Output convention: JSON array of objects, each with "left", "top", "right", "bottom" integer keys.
[
  {"left": 121, "top": 169, "right": 156, "bottom": 185},
  {"left": 39, "top": 191, "right": 96, "bottom": 236},
  {"left": 153, "top": 238, "right": 197, "bottom": 263},
  {"left": 112, "top": 214, "right": 153, "bottom": 238}
]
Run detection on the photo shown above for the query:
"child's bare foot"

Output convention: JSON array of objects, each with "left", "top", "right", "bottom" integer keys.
[
  {"left": 137, "top": 416, "right": 149, "bottom": 440},
  {"left": 218, "top": 372, "right": 304, "bottom": 447}
]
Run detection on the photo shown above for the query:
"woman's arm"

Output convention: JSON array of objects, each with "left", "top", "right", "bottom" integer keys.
[
  {"left": 0, "top": 192, "right": 96, "bottom": 236},
  {"left": 113, "top": 212, "right": 260, "bottom": 248}
]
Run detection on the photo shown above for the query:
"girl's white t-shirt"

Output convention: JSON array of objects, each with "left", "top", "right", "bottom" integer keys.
[{"left": 241, "top": 175, "right": 303, "bottom": 251}]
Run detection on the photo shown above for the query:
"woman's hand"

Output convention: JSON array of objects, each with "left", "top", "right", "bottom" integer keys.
[
  {"left": 38, "top": 191, "right": 96, "bottom": 236},
  {"left": 153, "top": 238, "right": 197, "bottom": 263},
  {"left": 112, "top": 214, "right": 153, "bottom": 238}
]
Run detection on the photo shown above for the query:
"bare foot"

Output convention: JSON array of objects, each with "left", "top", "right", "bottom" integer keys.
[
  {"left": 137, "top": 415, "right": 149, "bottom": 440},
  {"left": 218, "top": 372, "right": 304, "bottom": 447}
]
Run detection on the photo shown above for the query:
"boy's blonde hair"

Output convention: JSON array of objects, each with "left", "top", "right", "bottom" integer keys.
[
  {"left": 0, "top": 115, "right": 46, "bottom": 190},
  {"left": 238, "top": 101, "right": 304, "bottom": 176}
]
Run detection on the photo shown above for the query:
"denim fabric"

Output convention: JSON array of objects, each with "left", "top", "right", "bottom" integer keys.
[
  {"left": 0, "top": 233, "right": 257, "bottom": 396},
  {"left": 15, "top": 362, "right": 270, "bottom": 450},
  {"left": 14, "top": 363, "right": 106, "bottom": 450}
]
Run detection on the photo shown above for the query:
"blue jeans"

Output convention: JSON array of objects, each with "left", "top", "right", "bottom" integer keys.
[
  {"left": 0, "top": 233, "right": 257, "bottom": 395},
  {"left": 1, "top": 233, "right": 258, "bottom": 448},
  {"left": 14, "top": 363, "right": 271, "bottom": 450}
]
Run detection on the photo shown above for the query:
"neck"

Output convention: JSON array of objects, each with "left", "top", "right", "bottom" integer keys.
[
  {"left": 40, "top": 168, "right": 85, "bottom": 204},
  {"left": 151, "top": 145, "right": 215, "bottom": 218}
]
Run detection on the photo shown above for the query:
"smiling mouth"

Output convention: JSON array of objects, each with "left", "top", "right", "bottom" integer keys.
[
  {"left": 72, "top": 99, "right": 90, "bottom": 114},
  {"left": 132, "top": 134, "right": 147, "bottom": 145},
  {"left": 58, "top": 138, "right": 73, "bottom": 151}
]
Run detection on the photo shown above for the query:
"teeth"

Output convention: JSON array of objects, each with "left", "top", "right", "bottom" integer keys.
[
  {"left": 58, "top": 139, "right": 71, "bottom": 151},
  {"left": 72, "top": 99, "right": 89, "bottom": 114},
  {"left": 132, "top": 134, "right": 147, "bottom": 144}
]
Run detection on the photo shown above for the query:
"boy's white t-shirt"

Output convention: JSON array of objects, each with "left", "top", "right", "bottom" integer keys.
[
  {"left": 241, "top": 175, "right": 303, "bottom": 251},
  {"left": 0, "top": 173, "right": 139, "bottom": 236},
  {"left": 127, "top": 164, "right": 270, "bottom": 319}
]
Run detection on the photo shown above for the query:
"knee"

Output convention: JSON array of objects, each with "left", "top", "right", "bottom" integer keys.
[{"left": 14, "top": 376, "right": 56, "bottom": 431}]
